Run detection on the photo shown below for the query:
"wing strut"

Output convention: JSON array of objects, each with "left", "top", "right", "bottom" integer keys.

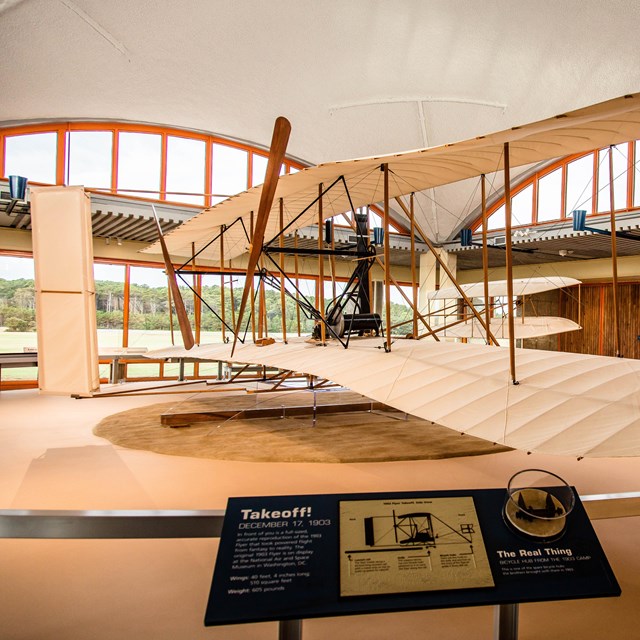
[
  {"left": 231, "top": 116, "right": 291, "bottom": 357},
  {"left": 151, "top": 205, "right": 195, "bottom": 350}
]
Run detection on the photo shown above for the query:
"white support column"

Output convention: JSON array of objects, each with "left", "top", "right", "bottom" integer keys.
[{"left": 31, "top": 186, "right": 99, "bottom": 396}]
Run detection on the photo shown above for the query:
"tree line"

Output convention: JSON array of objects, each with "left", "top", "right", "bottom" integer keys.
[{"left": 0, "top": 277, "right": 413, "bottom": 334}]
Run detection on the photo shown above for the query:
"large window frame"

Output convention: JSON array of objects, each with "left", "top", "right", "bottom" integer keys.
[
  {"left": 0, "top": 121, "right": 306, "bottom": 208},
  {"left": 472, "top": 141, "right": 638, "bottom": 232}
]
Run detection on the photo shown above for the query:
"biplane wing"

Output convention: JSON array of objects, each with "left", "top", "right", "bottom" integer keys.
[
  {"left": 142, "top": 93, "right": 640, "bottom": 458},
  {"left": 426, "top": 276, "right": 581, "bottom": 300},
  {"left": 147, "top": 337, "right": 640, "bottom": 458},
  {"left": 439, "top": 316, "right": 581, "bottom": 339},
  {"left": 142, "top": 92, "right": 640, "bottom": 263}
]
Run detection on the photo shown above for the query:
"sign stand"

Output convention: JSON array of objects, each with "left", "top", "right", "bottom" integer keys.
[
  {"left": 206, "top": 490, "right": 619, "bottom": 634},
  {"left": 279, "top": 619, "right": 302, "bottom": 640},
  {"left": 494, "top": 603, "right": 519, "bottom": 640}
]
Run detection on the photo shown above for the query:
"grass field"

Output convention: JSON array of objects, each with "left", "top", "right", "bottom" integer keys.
[{"left": 0, "top": 329, "right": 287, "bottom": 381}]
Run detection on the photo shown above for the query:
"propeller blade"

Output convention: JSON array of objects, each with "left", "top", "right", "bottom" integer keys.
[
  {"left": 151, "top": 205, "right": 195, "bottom": 350},
  {"left": 231, "top": 116, "right": 291, "bottom": 356}
]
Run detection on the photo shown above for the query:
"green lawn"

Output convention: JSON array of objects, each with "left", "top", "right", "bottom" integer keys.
[{"left": 0, "top": 329, "right": 286, "bottom": 381}]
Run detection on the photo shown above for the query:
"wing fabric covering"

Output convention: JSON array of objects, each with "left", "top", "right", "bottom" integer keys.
[
  {"left": 441, "top": 316, "right": 581, "bottom": 339},
  {"left": 142, "top": 92, "right": 640, "bottom": 262},
  {"left": 148, "top": 338, "right": 640, "bottom": 458},
  {"left": 427, "top": 277, "right": 582, "bottom": 300}
]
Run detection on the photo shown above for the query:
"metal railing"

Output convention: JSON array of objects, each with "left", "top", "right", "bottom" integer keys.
[{"left": 0, "top": 492, "right": 638, "bottom": 640}]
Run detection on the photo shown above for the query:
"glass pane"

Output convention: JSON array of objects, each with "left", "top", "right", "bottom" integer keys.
[
  {"left": 634, "top": 141, "right": 640, "bottom": 207},
  {"left": 0, "top": 256, "right": 37, "bottom": 381},
  {"left": 212, "top": 143, "right": 248, "bottom": 199},
  {"left": 537, "top": 168, "right": 562, "bottom": 222},
  {"left": 166, "top": 136, "right": 205, "bottom": 206},
  {"left": 5, "top": 132, "right": 57, "bottom": 184},
  {"left": 487, "top": 204, "right": 506, "bottom": 230},
  {"left": 566, "top": 154, "right": 594, "bottom": 214},
  {"left": 511, "top": 184, "right": 533, "bottom": 226},
  {"left": 117, "top": 132, "right": 161, "bottom": 198},
  {"left": 67, "top": 131, "right": 113, "bottom": 189},
  {"left": 200, "top": 272, "right": 235, "bottom": 342},
  {"left": 128, "top": 265, "right": 187, "bottom": 351},
  {"left": 94, "top": 263, "right": 125, "bottom": 353},
  {"left": 251, "top": 153, "right": 268, "bottom": 187},
  {"left": 597, "top": 145, "right": 628, "bottom": 212}
]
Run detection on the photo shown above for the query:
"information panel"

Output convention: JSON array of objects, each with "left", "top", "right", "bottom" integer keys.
[{"left": 204, "top": 489, "right": 619, "bottom": 626}]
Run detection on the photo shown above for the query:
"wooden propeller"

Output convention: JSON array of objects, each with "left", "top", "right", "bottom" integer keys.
[
  {"left": 231, "top": 116, "right": 291, "bottom": 356},
  {"left": 151, "top": 204, "right": 195, "bottom": 350}
]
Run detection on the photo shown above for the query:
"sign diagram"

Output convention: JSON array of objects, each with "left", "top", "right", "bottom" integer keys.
[{"left": 339, "top": 497, "right": 494, "bottom": 596}]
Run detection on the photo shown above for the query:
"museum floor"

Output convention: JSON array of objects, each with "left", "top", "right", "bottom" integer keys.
[{"left": 1, "top": 385, "right": 639, "bottom": 640}]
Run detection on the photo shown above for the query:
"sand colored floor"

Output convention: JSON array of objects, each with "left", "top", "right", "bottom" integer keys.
[
  {"left": 93, "top": 388, "right": 509, "bottom": 462},
  {"left": 1, "top": 384, "right": 639, "bottom": 639}
]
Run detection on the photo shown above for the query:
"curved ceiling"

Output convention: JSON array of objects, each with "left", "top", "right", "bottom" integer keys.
[{"left": 2, "top": 0, "right": 640, "bottom": 240}]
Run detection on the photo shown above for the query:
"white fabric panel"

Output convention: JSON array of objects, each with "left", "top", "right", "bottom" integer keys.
[
  {"left": 31, "top": 187, "right": 99, "bottom": 396},
  {"left": 147, "top": 337, "right": 640, "bottom": 457},
  {"left": 426, "top": 276, "right": 581, "bottom": 300},
  {"left": 30, "top": 187, "right": 95, "bottom": 293},
  {"left": 441, "top": 316, "right": 581, "bottom": 339},
  {"left": 35, "top": 292, "right": 100, "bottom": 395},
  {"left": 142, "top": 92, "right": 640, "bottom": 261}
]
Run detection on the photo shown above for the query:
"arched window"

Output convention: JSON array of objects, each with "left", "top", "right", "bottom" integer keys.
[
  {"left": 474, "top": 141, "right": 636, "bottom": 231},
  {"left": 0, "top": 122, "right": 306, "bottom": 208}
]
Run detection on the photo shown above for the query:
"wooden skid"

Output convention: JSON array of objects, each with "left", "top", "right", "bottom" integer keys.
[{"left": 161, "top": 400, "right": 397, "bottom": 428}]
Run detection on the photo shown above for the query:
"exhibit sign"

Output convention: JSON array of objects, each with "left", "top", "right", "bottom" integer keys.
[{"left": 204, "top": 489, "right": 619, "bottom": 626}]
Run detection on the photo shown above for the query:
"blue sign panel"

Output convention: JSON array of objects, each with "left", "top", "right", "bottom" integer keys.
[{"left": 205, "top": 489, "right": 619, "bottom": 626}]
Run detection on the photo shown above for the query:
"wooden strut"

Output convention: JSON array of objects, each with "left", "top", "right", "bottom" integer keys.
[
  {"left": 410, "top": 193, "right": 418, "bottom": 338},
  {"left": 393, "top": 196, "right": 498, "bottom": 345},
  {"left": 383, "top": 164, "right": 392, "bottom": 352},
  {"left": 279, "top": 199, "right": 288, "bottom": 343},
  {"left": 294, "top": 231, "right": 302, "bottom": 336},
  {"left": 330, "top": 215, "right": 337, "bottom": 300},
  {"left": 481, "top": 175, "right": 491, "bottom": 345},
  {"left": 220, "top": 227, "right": 226, "bottom": 343},
  {"left": 192, "top": 243, "right": 201, "bottom": 377},
  {"left": 318, "top": 183, "right": 326, "bottom": 344},
  {"left": 504, "top": 143, "right": 518, "bottom": 384},
  {"left": 249, "top": 211, "right": 256, "bottom": 341},
  {"left": 609, "top": 145, "right": 622, "bottom": 357},
  {"left": 229, "top": 259, "right": 236, "bottom": 331},
  {"left": 151, "top": 204, "right": 195, "bottom": 350}
]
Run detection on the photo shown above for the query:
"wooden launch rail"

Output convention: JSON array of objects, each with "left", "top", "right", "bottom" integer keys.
[{"left": 161, "top": 400, "right": 397, "bottom": 427}]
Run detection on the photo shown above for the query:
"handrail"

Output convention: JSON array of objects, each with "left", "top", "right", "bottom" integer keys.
[{"left": 0, "top": 493, "right": 638, "bottom": 539}]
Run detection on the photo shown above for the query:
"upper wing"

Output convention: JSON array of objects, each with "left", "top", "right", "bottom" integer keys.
[{"left": 142, "top": 92, "right": 640, "bottom": 262}]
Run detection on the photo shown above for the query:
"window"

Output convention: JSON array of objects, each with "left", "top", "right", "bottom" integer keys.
[
  {"left": 166, "top": 135, "right": 206, "bottom": 206},
  {"left": 117, "top": 132, "right": 162, "bottom": 198},
  {"left": 212, "top": 143, "right": 248, "bottom": 203},
  {"left": 0, "top": 256, "right": 37, "bottom": 373},
  {"left": 67, "top": 130, "right": 113, "bottom": 189},
  {"left": 488, "top": 204, "right": 506, "bottom": 230},
  {"left": 251, "top": 153, "right": 268, "bottom": 187},
  {"left": 597, "top": 145, "right": 628, "bottom": 212},
  {"left": 94, "top": 263, "right": 126, "bottom": 358},
  {"left": 537, "top": 168, "right": 562, "bottom": 222},
  {"left": 5, "top": 132, "right": 57, "bottom": 184},
  {"left": 511, "top": 184, "right": 533, "bottom": 226},
  {"left": 565, "top": 154, "right": 594, "bottom": 214}
]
